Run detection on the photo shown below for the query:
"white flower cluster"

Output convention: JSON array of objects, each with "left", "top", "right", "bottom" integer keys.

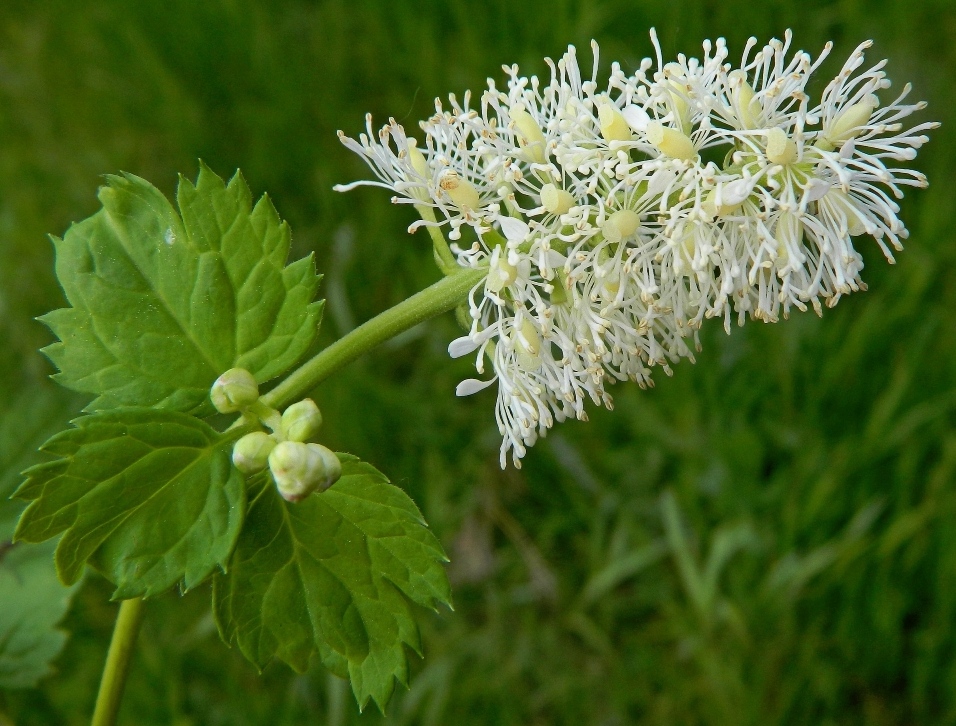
[{"left": 336, "top": 31, "right": 936, "bottom": 468}]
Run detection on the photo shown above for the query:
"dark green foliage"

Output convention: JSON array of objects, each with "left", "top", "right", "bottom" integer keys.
[
  {"left": 1, "top": 0, "right": 954, "bottom": 724},
  {"left": 41, "top": 166, "right": 323, "bottom": 414},
  {"left": 214, "top": 454, "right": 451, "bottom": 711},
  {"left": 14, "top": 409, "right": 246, "bottom": 598}
]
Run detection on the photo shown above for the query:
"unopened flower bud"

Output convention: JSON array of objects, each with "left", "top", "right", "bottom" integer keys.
[
  {"left": 439, "top": 170, "right": 481, "bottom": 210},
  {"left": 540, "top": 183, "right": 574, "bottom": 215},
  {"left": 280, "top": 399, "right": 323, "bottom": 442},
  {"left": 210, "top": 368, "right": 259, "bottom": 413},
  {"left": 510, "top": 107, "right": 547, "bottom": 164},
  {"left": 645, "top": 121, "right": 696, "bottom": 161},
  {"left": 765, "top": 127, "right": 797, "bottom": 165},
  {"left": 269, "top": 441, "right": 342, "bottom": 502},
  {"left": 602, "top": 209, "right": 640, "bottom": 244},
  {"left": 232, "top": 432, "right": 276, "bottom": 475},
  {"left": 598, "top": 103, "right": 633, "bottom": 142}
]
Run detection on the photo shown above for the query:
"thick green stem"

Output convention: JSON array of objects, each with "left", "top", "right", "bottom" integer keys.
[
  {"left": 261, "top": 267, "right": 484, "bottom": 410},
  {"left": 91, "top": 598, "right": 146, "bottom": 726}
]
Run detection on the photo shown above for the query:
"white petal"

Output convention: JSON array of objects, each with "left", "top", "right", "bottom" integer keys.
[
  {"left": 647, "top": 168, "right": 677, "bottom": 196},
  {"left": 456, "top": 378, "right": 496, "bottom": 396},
  {"left": 499, "top": 216, "right": 531, "bottom": 242},
  {"left": 722, "top": 178, "right": 752, "bottom": 206},
  {"left": 448, "top": 336, "right": 479, "bottom": 358},
  {"left": 839, "top": 139, "right": 856, "bottom": 160},
  {"left": 805, "top": 178, "right": 831, "bottom": 202},
  {"left": 622, "top": 105, "right": 650, "bottom": 133},
  {"left": 545, "top": 249, "right": 567, "bottom": 268}
]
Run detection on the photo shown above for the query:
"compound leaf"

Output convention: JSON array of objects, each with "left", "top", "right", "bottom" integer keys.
[
  {"left": 0, "top": 538, "right": 81, "bottom": 689},
  {"left": 41, "top": 163, "right": 323, "bottom": 415},
  {"left": 213, "top": 454, "right": 451, "bottom": 711},
  {"left": 13, "top": 408, "right": 245, "bottom": 599}
]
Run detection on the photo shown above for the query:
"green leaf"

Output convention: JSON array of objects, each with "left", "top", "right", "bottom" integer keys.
[
  {"left": 13, "top": 408, "right": 245, "bottom": 599},
  {"left": 0, "top": 387, "right": 83, "bottom": 539},
  {"left": 0, "top": 538, "right": 81, "bottom": 689},
  {"left": 213, "top": 454, "right": 452, "bottom": 712},
  {"left": 41, "top": 163, "right": 323, "bottom": 415},
  {"left": 0, "top": 387, "right": 82, "bottom": 690}
]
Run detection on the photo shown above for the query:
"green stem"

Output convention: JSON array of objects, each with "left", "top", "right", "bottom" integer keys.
[
  {"left": 261, "top": 267, "right": 484, "bottom": 410},
  {"left": 414, "top": 204, "right": 457, "bottom": 274},
  {"left": 91, "top": 598, "right": 146, "bottom": 726}
]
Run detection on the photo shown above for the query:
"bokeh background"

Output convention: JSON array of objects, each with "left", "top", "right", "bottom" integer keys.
[{"left": 1, "top": 0, "right": 954, "bottom": 723}]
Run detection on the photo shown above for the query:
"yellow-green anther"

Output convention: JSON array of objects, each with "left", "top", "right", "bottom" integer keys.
[
  {"left": 821, "top": 94, "right": 878, "bottom": 151},
  {"left": 269, "top": 441, "right": 342, "bottom": 502},
  {"left": 645, "top": 121, "right": 696, "bottom": 161},
  {"left": 280, "top": 398, "right": 323, "bottom": 442},
  {"left": 729, "top": 70, "right": 760, "bottom": 129},
  {"left": 599, "top": 103, "right": 633, "bottom": 142},
  {"left": 407, "top": 140, "right": 429, "bottom": 179},
  {"left": 602, "top": 209, "right": 641, "bottom": 244},
  {"left": 210, "top": 368, "right": 259, "bottom": 413},
  {"left": 515, "top": 318, "right": 542, "bottom": 371},
  {"left": 540, "top": 183, "right": 574, "bottom": 215},
  {"left": 439, "top": 170, "right": 481, "bottom": 210},
  {"left": 510, "top": 107, "right": 547, "bottom": 164},
  {"left": 766, "top": 127, "right": 797, "bottom": 165},
  {"left": 232, "top": 431, "right": 276, "bottom": 475},
  {"left": 826, "top": 188, "right": 867, "bottom": 236}
]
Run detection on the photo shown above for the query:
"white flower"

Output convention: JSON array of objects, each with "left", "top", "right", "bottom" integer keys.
[{"left": 336, "top": 30, "right": 935, "bottom": 467}]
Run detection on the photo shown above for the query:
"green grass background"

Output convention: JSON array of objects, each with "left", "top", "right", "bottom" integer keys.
[{"left": 1, "top": 0, "right": 954, "bottom": 723}]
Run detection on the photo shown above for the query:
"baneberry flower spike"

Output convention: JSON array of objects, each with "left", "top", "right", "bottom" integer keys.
[{"left": 336, "top": 31, "right": 936, "bottom": 468}]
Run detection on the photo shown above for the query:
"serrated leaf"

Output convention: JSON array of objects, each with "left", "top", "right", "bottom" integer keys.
[
  {"left": 0, "top": 538, "right": 81, "bottom": 689},
  {"left": 41, "top": 163, "right": 323, "bottom": 415},
  {"left": 13, "top": 408, "right": 245, "bottom": 599},
  {"left": 0, "top": 387, "right": 82, "bottom": 690},
  {"left": 213, "top": 454, "right": 452, "bottom": 712}
]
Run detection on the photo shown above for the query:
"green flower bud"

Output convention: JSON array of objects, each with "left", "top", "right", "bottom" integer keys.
[
  {"left": 280, "top": 398, "right": 323, "bottom": 442},
  {"left": 210, "top": 368, "right": 259, "bottom": 413},
  {"left": 269, "top": 441, "right": 342, "bottom": 502},
  {"left": 232, "top": 432, "right": 276, "bottom": 475}
]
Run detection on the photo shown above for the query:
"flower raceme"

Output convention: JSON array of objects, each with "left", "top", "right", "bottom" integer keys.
[{"left": 335, "top": 31, "right": 937, "bottom": 468}]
